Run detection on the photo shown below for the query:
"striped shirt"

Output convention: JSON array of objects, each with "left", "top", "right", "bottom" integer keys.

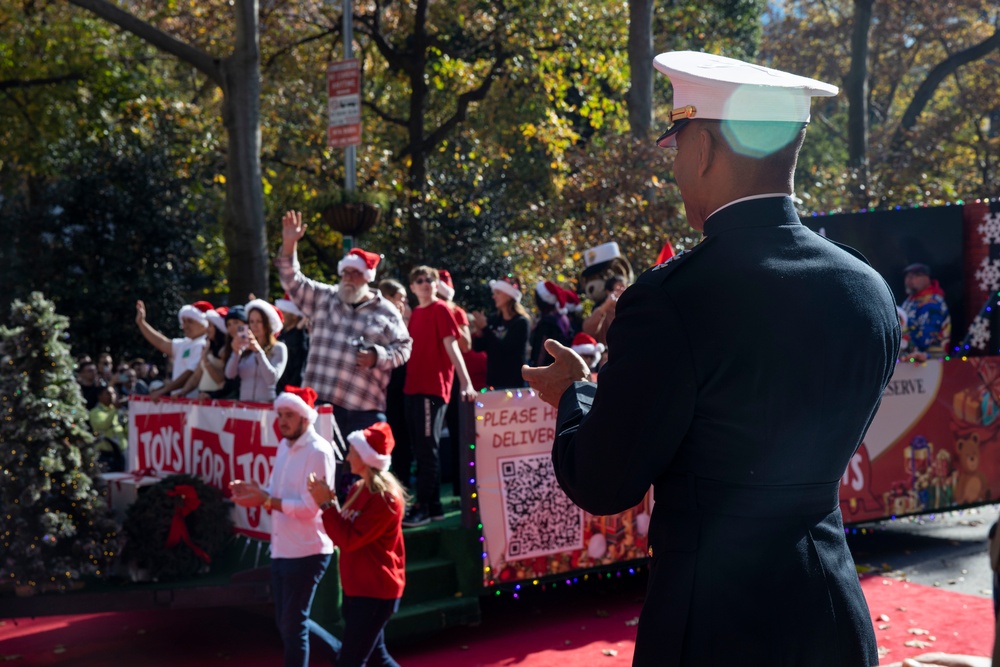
[{"left": 275, "top": 254, "right": 412, "bottom": 411}]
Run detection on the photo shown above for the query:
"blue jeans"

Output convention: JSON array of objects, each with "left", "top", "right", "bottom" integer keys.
[
  {"left": 270, "top": 554, "right": 339, "bottom": 667},
  {"left": 337, "top": 596, "right": 401, "bottom": 667},
  {"left": 333, "top": 407, "right": 386, "bottom": 500}
]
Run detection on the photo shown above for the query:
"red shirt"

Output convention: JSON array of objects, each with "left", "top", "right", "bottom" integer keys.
[
  {"left": 404, "top": 300, "right": 461, "bottom": 400},
  {"left": 321, "top": 482, "right": 406, "bottom": 600}
]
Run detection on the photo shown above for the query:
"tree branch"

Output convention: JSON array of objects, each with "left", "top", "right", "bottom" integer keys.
[
  {"left": 897, "top": 25, "right": 1000, "bottom": 134},
  {"left": 394, "top": 53, "right": 508, "bottom": 161},
  {"left": 0, "top": 73, "right": 83, "bottom": 91},
  {"left": 361, "top": 100, "right": 408, "bottom": 128},
  {"left": 67, "top": 0, "right": 222, "bottom": 86},
  {"left": 356, "top": 0, "right": 408, "bottom": 73},
  {"left": 264, "top": 28, "right": 338, "bottom": 70},
  {"left": 261, "top": 154, "right": 321, "bottom": 176}
]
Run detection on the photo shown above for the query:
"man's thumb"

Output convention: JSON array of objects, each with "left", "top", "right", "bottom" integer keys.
[{"left": 544, "top": 338, "right": 571, "bottom": 357}]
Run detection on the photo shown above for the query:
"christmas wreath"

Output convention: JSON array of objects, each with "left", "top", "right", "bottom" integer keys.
[{"left": 122, "top": 474, "right": 233, "bottom": 581}]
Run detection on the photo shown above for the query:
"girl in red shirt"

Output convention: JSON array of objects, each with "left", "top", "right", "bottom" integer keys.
[{"left": 307, "top": 422, "right": 406, "bottom": 667}]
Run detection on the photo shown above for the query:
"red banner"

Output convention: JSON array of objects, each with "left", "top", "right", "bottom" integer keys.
[
  {"left": 127, "top": 396, "right": 335, "bottom": 540},
  {"left": 841, "top": 358, "right": 1000, "bottom": 521}
]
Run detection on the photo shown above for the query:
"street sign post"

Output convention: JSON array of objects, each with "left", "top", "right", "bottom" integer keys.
[{"left": 327, "top": 59, "right": 361, "bottom": 149}]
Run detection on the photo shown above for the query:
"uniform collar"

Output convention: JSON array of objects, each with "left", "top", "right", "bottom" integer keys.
[{"left": 703, "top": 195, "right": 800, "bottom": 237}]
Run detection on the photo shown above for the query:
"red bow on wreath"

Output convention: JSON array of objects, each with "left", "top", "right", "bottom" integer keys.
[{"left": 165, "top": 484, "right": 211, "bottom": 563}]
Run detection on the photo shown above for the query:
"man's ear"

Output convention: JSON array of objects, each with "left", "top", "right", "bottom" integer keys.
[{"left": 697, "top": 126, "right": 717, "bottom": 177}]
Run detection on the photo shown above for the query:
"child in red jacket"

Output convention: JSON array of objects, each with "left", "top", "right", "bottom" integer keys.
[{"left": 307, "top": 422, "right": 407, "bottom": 667}]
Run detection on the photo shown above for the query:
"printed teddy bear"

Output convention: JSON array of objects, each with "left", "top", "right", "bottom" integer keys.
[{"left": 954, "top": 432, "right": 990, "bottom": 504}]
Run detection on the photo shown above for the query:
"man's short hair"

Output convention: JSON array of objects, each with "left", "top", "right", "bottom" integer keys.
[{"left": 409, "top": 266, "right": 439, "bottom": 283}]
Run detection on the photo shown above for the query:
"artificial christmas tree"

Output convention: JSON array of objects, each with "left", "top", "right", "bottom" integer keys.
[{"left": 0, "top": 292, "right": 118, "bottom": 593}]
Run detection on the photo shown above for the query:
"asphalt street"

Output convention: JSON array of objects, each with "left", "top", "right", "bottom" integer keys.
[{"left": 847, "top": 503, "right": 999, "bottom": 599}]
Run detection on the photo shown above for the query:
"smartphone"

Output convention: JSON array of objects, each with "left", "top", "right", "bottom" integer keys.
[{"left": 237, "top": 324, "right": 249, "bottom": 339}]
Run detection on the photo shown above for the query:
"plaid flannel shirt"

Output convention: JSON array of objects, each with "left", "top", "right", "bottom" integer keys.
[{"left": 275, "top": 253, "right": 412, "bottom": 411}]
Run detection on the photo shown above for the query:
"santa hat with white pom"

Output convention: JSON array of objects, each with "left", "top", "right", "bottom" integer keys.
[
  {"left": 571, "top": 332, "right": 606, "bottom": 370},
  {"left": 274, "top": 385, "right": 319, "bottom": 425},
  {"left": 347, "top": 422, "right": 395, "bottom": 471}
]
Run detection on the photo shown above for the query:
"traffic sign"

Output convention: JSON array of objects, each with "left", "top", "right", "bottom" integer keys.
[{"left": 327, "top": 59, "right": 361, "bottom": 148}]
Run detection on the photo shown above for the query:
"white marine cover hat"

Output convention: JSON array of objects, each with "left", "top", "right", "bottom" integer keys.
[{"left": 653, "top": 51, "right": 839, "bottom": 148}]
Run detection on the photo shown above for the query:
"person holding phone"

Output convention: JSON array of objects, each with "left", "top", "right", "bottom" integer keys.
[{"left": 225, "top": 299, "right": 288, "bottom": 402}]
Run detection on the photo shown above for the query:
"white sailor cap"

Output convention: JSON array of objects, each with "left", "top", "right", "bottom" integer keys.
[{"left": 653, "top": 51, "right": 838, "bottom": 149}]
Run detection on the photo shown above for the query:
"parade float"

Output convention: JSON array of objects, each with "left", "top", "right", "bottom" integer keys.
[{"left": 3, "top": 199, "right": 1000, "bottom": 641}]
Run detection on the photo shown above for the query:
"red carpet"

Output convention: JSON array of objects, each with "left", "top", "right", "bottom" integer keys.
[
  {"left": 860, "top": 576, "right": 995, "bottom": 663},
  {"left": 0, "top": 576, "right": 993, "bottom": 666}
]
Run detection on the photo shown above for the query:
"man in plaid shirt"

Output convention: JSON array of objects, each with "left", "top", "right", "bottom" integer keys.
[{"left": 276, "top": 210, "right": 412, "bottom": 496}]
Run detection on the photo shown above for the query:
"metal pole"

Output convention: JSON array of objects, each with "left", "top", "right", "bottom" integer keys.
[{"left": 342, "top": 0, "right": 356, "bottom": 193}]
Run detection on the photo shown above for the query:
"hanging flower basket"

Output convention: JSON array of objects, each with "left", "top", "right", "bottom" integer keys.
[{"left": 320, "top": 202, "right": 382, "bottom": 236}]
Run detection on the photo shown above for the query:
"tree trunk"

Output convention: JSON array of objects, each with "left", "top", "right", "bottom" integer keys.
[
  {"left": 67, "top": 0, "right": 269, "bottom": 301},
  {"left": 405, "top": 0, "right": 430, "bottom": 265},
  {"left": 844, "top": 0, "right": 873, "bottom": 209},
  {"left": 221, "top": 0, "right": 267, "bottom": 301},
  {"left": 626, "top": 0, "right": 654, "bottom": 140}
]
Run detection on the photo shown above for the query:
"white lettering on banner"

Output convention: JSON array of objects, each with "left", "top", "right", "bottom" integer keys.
[
  {"left": 139, "top": 424, "right": 183, "bottom": 470},
  {"left": 842, "top": 451, "right": 865, "bottom": 492}
]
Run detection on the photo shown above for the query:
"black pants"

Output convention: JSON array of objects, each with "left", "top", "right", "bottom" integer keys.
[
  {"left": 337, "top": 596, "right": 401, "bottom": 667},
  {"left": 404, "top": 394, "right": 447, "bottom": 514},
  {"left": 385, "top": 365, "right": 412, "bottom": 487}
]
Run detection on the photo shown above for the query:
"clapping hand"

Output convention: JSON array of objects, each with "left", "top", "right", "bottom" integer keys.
[
  {"left": 229, "top": 479, "right": 266, "bottom": 507},
  {"left": 522, "top": 339, "right": 591, "bottom": 408},
  {"left": 306, "top": 472, "right": 334, "bottom": 506}
]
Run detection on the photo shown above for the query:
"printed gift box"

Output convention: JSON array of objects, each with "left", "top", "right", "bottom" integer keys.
[{"left": 100, "top": 471, "right": 165, "bottom": 520}]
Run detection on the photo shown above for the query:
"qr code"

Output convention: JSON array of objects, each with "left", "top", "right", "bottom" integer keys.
[{"left": 498, "top": 453, "right": 583, "bottom": 561}]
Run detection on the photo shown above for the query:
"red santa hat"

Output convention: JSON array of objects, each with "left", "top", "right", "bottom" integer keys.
[
  {"left": 535, "top": 280, "right": 568, "bottom": 311},
  {"left": 205, "top": 307, "right": 226, "bottom": 333},
  {"left": 488, "top": 277, "right": 523, "bottom": 303},
  {"left": 246, "top": 298, "right": 283, "bottom": 334},
  {"left": 177, "top": 304, "right": 209, "bottom": 328},
  {"left": 437, "top": 269, "right": 456, "bottom": 301},
  {"left": 274, "top": 385, "right": 319, "bottom": 425},
  {"left": 274, "top": 292, "right": 303, "bottom": 318},
  {"left": 562, "top": 288, "right": 583, "bottom": 314},
  {"left": 571, "top": 333, "right": 605, "bottom": 369},
  {"left": 347, "top": 422, "right": 395, "bottom": 471},
  {"left": 338, "top": 248, "right": 380, "bottom": 283}
]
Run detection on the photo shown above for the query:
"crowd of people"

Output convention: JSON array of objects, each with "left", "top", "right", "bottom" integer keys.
[{"left": 76, "top": 204, "right": 632, "bottom": 506}]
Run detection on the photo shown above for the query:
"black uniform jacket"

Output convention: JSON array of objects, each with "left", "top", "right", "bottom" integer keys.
[{"left": 554, "top": 196, "right": 899, "bottom": 667}]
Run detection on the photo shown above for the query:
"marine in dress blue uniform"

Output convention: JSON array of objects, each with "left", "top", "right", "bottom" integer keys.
[{"left": 525, "top": 52, "right": 900, "bottom": 667}]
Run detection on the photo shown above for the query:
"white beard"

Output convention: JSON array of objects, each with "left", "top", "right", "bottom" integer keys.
[{"left": 340, "top": 283, "right": 371, "bottom": 305}]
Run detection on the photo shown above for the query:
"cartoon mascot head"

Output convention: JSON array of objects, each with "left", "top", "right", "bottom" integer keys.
[{"left": 578, "top": 242, "right": 634, "bottom": 306}]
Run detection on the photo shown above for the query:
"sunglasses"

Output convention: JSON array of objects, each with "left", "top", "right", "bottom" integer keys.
[{"left": 412, "top": 277, "right": 435, "bottom": 285}]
